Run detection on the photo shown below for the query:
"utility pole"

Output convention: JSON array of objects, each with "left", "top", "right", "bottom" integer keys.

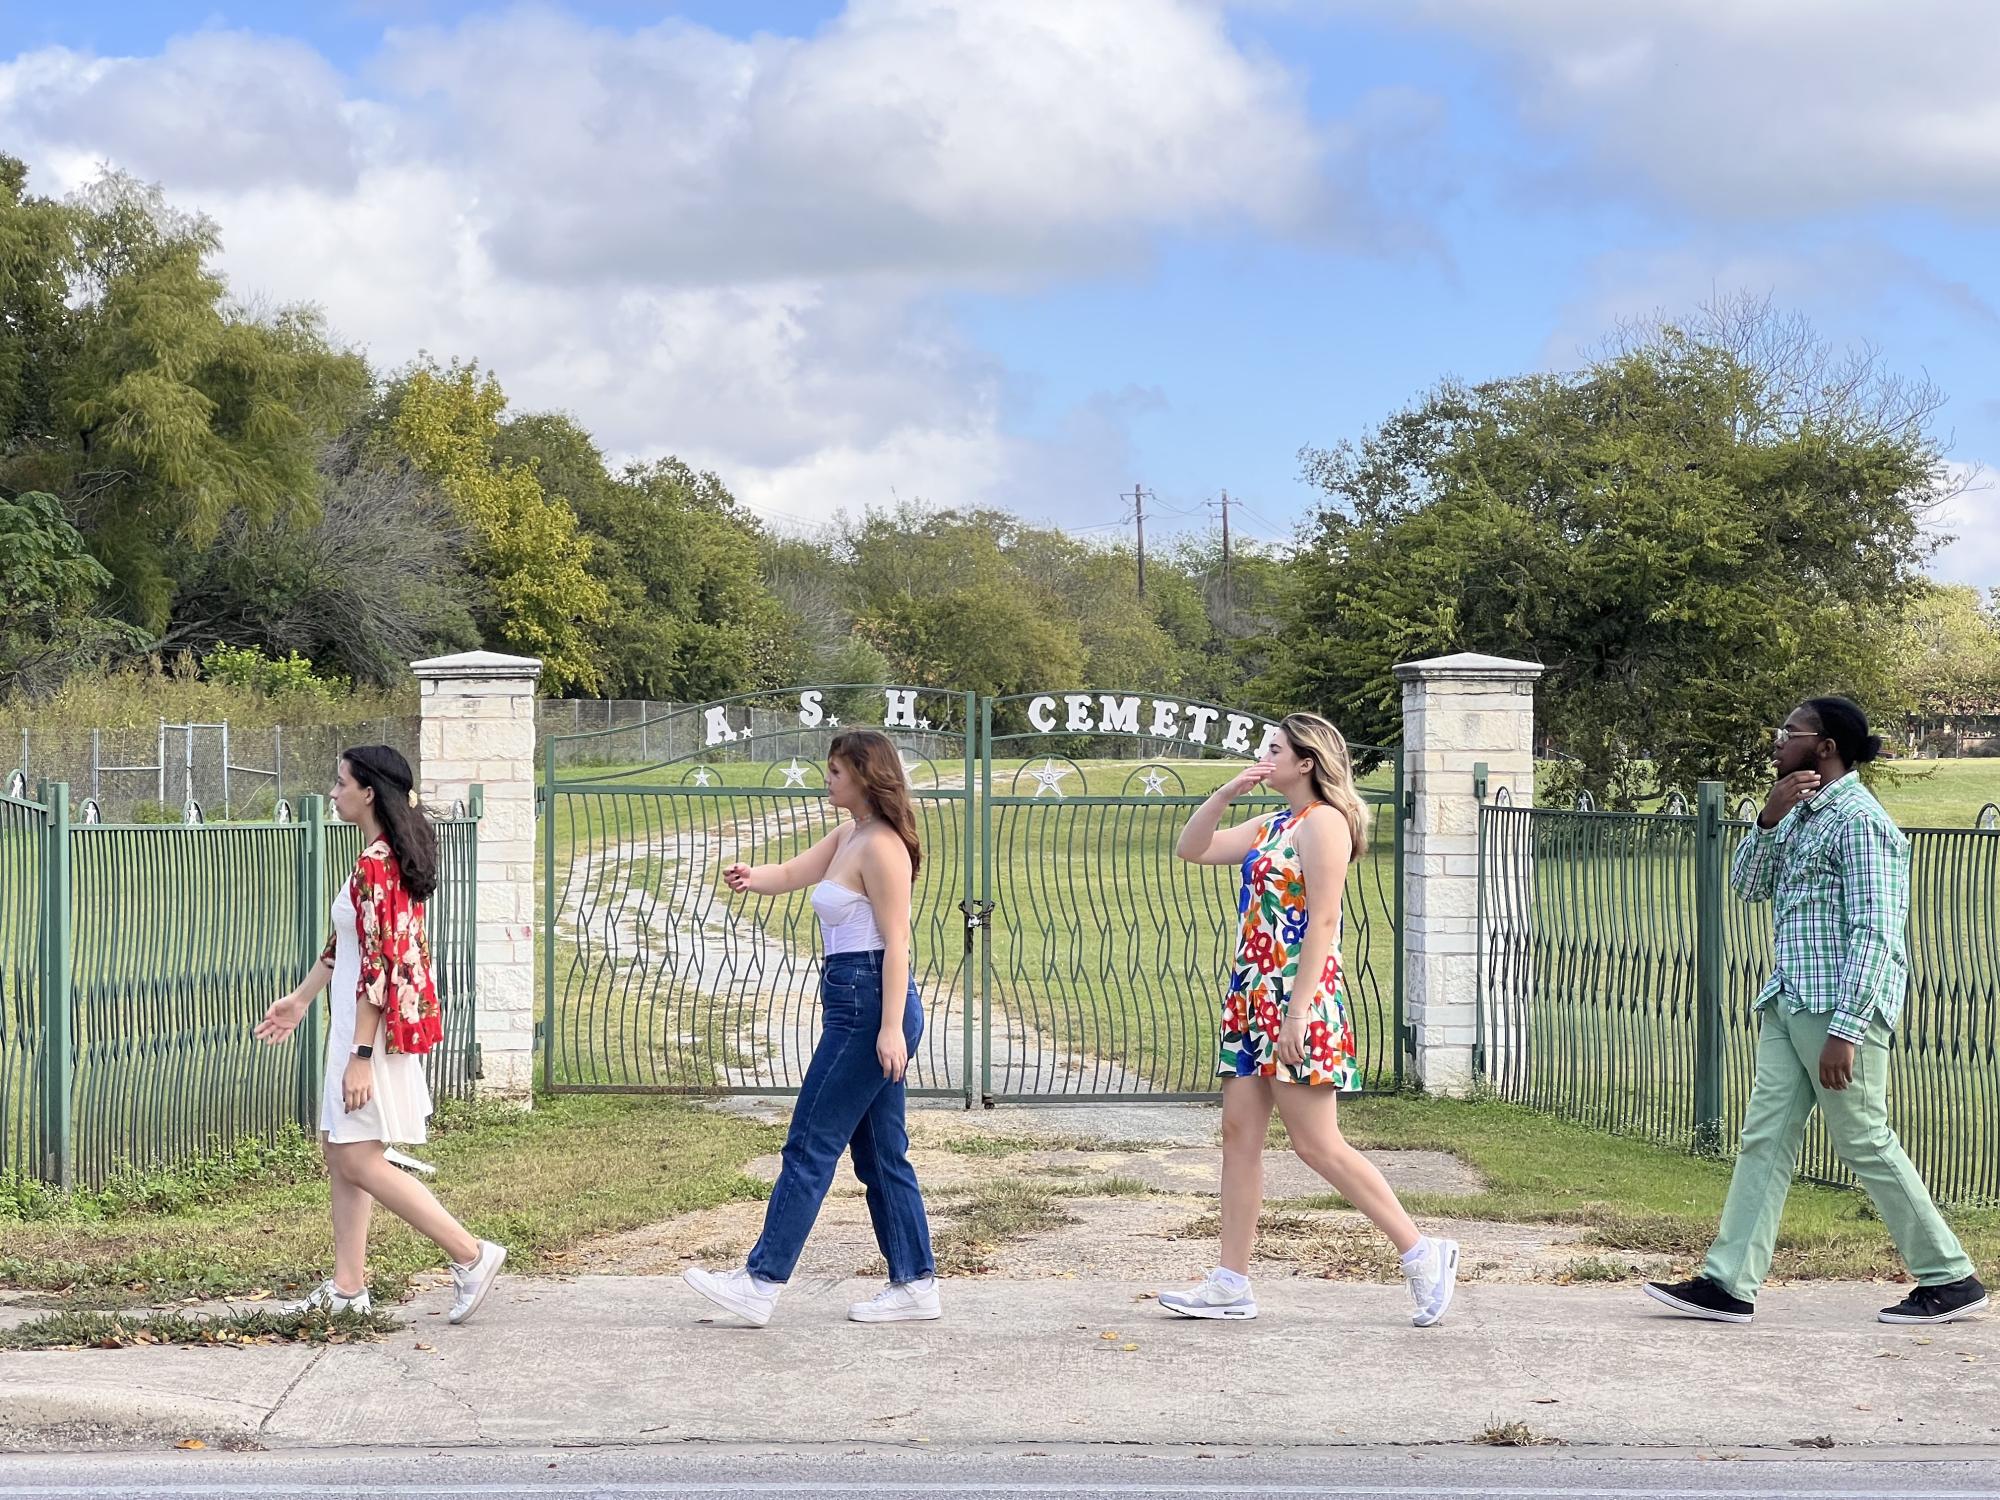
[
  {"left": 1124, "top": 481, "right": 1151, "bottom": 599},
  {"left": 1207, "top": 489, "right": 1236, "bottom": 633}
]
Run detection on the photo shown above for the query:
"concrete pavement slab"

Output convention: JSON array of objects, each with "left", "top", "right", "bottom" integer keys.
[{"left": 11, "top": 1277, "right": 1987, "bottom": 1453}]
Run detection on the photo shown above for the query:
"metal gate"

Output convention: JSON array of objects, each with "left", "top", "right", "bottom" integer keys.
[{"left": 540, "top": 685, "right": 1404, "bottom": 1104}]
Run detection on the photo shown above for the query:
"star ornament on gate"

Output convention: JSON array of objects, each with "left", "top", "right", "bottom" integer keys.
[
  {"left": 692, "top": 767, "right": 715, "bottom": 787},
  {"left": 1029, "top": 758, "right": 1070, "bottom": 799},
  {"left": 781, "top": 758, "right": 810, "bottom": 788},
  {"left": 1139, "top": 770, "right": 1168, "bottom": 796}
]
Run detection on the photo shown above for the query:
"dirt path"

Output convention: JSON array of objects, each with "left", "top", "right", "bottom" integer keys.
[{"left": 565, "top": 1101, "right": 1680, "bottom": 1290}]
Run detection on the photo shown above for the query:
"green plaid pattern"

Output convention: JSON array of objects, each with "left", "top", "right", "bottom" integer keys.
[{"left": 1730, "top": 772, "right": 1911, "bottom": 1044}]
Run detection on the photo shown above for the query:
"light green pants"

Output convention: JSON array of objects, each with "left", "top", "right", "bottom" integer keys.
[{"left": 1702, "top": 1004, "right": 1975, "bottom": 1301}]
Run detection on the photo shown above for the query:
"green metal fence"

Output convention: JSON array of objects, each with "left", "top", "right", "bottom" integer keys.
[
  {"left": 0, "top": 780, "right": 482, "bottom": 1188},
  {"left": 541, "top": 686, "right": 1405, "bottom": 1106},
  {"left": 1477, "top": 781, "right": 2000, "bottom": 1205}
]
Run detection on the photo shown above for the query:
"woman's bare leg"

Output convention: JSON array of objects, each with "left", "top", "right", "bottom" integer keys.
[
  {"left": 327, "top": 1141, "right": 480, "bottom": 1266},
  {"left": 324, "top": 1139, "right": 375, "bottom": 1293},
  {"left": 1218, "top": 1078, "right": 1274, "bottom": 1274},
  {"left": 1272, "top": 1083, "right": 1422, "bottom": 1255}
]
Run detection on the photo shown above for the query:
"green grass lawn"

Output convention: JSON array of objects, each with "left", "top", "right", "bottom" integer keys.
[
  {"left": 0, "top": 1094, "right": 780, "bottom": 1307},
  {"left": 4, "top": 1092, "right": 1991, "bottom": 1305}
]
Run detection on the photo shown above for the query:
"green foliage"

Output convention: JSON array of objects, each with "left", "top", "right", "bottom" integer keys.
[
  {"left": 382, "top": 359, "right": 609, "bottom": 693},
  {"left": 198, "top": 643, "right": 344, "bottom": 703},
  {"left": 0, "top": 489, "right": 143, "bottom": 695},
  {"left": 1279, "top": 318, "right": 1943, "bottom": 803},
  {"left": 0, "top": 164, "right": 368, "bottom": 631},
  {"left": 0, "top": 1126, "right": 321, "bottom": 1224},
  {"left": 1893, "top": 583, "right": 2000, "bottom": 719}
]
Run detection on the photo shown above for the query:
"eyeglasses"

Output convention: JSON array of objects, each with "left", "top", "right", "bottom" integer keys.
[{"left": 1771, "top": 726, "right": 1820, "bottom": 748}]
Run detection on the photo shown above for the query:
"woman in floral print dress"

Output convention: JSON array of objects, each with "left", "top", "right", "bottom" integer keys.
[
  {"left": 1158, "top": 713, "right": 1459, "bottom": 1327},
  {"left": 255, "top": 746, "right": 505, "bottom": 1327}
]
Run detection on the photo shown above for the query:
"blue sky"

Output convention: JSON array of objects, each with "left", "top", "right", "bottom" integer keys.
[{"left": 4, "top": 1, "right": 1996, "bottom": 579}]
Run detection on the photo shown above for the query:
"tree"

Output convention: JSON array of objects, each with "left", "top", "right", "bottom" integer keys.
[
  {"left": 383, "top": 361, "right": 608, "bottom": 693},
  {"left": 0, "top": 491, "right": 143, "bottom": 697},
  {"left": 1890, "top": 583, "right": 2000, "bottom": 751},
  {"left": 161, "top": 433, "right": 480, "bottom": 684},
  {"left": 0, "top": 164, "right": 368, "bottom": 632},
  {"left": 1279, "top": 314, "right": 1947, "bottom": 803}
]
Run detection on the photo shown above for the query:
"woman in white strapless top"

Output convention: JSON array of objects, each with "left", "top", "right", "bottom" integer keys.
[{"left": 684, "top": 728, "right": 940, "bottom": 1328}]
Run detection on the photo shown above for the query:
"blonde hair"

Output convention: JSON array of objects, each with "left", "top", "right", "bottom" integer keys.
[{"left": 1280, "top": 712, "right": 1369, "bottom": 858}]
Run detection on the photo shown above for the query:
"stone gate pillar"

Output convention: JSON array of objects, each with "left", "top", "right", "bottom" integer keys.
[
  {"left": 1394, "top": 652, "right": 1542, "bottom": 1096},
  {"left": 414, "top": 650, "right": 543, "bottom": 1103}
]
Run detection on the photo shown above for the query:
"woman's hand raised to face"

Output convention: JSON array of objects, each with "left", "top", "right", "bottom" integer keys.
[{"left": 1219, "top": 760, "right": 1276, "bottom": 802}]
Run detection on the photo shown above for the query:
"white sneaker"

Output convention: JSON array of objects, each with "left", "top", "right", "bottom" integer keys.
[
  {"left": 1403, "top": 1236, "right": 1460, "bottom": 1327},
  {"left": 848, "top": 1277, "right": 942, "bottom": 1323},
  {"left": 301, "top": 1279, "right": 371, "bottom": 1316},
  {"left": 1158, "top": 1269, "right": 1258, "bottom": 1320},
  {"left": 683, "top": 1266, "right": 780, "bottom": 1327},
  {"left": 384, "top": 1147, "right": 437, "bottom": 1176},
  {"left": 448, "top": 1240, "right": 507, "bottom": 1325}
]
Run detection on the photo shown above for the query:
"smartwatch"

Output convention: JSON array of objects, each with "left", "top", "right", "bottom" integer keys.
[{"left": 353, "top": 1043, "right": 374, "bottom": 1059}]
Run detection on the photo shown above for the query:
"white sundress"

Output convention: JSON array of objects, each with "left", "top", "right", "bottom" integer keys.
[{"left": 320, "top": 877, "right": 433, "bottom": 1145}]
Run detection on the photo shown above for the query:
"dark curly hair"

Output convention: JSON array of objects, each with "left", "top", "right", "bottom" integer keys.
[
  {"left": 340, "top": 745, "right": 440, "bottom": 901},
  {"left": 1800, "top": 697, "right": 1884, "bottom": 770}
]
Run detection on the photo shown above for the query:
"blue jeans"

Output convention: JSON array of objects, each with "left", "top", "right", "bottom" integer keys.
[{"left": 746, "top": 951, "right": 935, "bottom": 1285}]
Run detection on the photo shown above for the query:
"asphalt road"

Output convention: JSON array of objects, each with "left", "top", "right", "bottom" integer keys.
[{"left": 4, "top": 1445, "right": 2000, "bottom": 1500}]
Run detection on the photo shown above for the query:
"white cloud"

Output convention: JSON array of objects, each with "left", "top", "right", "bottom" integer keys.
[
  {"left": 1348, "top": 1, "right": 2000, "bottom": 219},
  {"left": 1929, "top": 463, "right": 2000, "bottom": 589},
  {"left": 0, "top": 3, "right": 1418, "bottom": 524}
]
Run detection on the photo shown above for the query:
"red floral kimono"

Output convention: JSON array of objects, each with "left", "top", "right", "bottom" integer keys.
[{"left": 320, "top": 838, "right": 443, "bottom": 1056}]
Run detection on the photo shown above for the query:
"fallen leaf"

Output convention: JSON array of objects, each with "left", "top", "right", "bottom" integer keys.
[
  {"left": 1532, "top": 1399, "right": 1558, "bottom": 1405},
  {"left": 1099, "top": 1331, "right": 1118, "bottom": 1341},
  {"left": 1119, "top": 1343, "right": 1139, "bottom": 1352},
  {"left": 1790, "top": 1436, "right": 1835, "bottom": 1450},
  {"left": 175, "top": 1439, "right": 207, "bottom": 1451},
  {"left": 414, "top": 1342, "right": 435, "bottom": 1351}
]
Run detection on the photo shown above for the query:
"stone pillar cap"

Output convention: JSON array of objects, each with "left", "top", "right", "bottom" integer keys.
[
  {"left": 411, "top": 650, "right": 545, "bottom": 683},
  {"left": 1392, "top": 651, "right": 1544, "bottom": 682}
]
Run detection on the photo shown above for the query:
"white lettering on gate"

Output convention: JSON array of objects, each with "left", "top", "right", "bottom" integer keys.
[
  {"left": 1027, "top": 696, "right": 1058, "bottom": 733},
  {"left": 1184, "top": 705, "right": 1220, "bottom": 744},
  {"left": 1222, "top": 713, "right": 1254, "bottom": 754},
  {"left": 884, "top": 689, "right": 919, "bottom": 728},
  {"left": 1098, "top": 695, "right": 1141, "bottom": 734},
  {"left": 798, "top": 690, "right": 824, "bottom": 728},
  {"left": 1149, "top": 699, "right": 1181, "bottom": 739},
  {"left": 704, "top": 705, "right": 737, "bottom": 746},
  {"left": 1254, "top": 724, "right": 1284, "bottom": 760},
  {"left": 1064, "top": 694, "right": 1095, "bottom": 732}
]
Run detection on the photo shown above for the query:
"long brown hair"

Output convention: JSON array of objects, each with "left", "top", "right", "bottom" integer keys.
[
  {"left": 829, "top": 729, "right": 922, "bottom": 881},
  {"left": 1280, "top": 713, "right": 1369, "bottom": 859},
  {"left": 341, "top": 745, "right": 440, "bottom": 900}
]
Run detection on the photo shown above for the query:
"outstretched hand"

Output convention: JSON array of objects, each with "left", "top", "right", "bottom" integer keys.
[
  {"left": 253, "top": 994, "right": 306, "bottom": 1046},
  {"left": 723, "top": 863, "right": 756, "bottom": 894}
]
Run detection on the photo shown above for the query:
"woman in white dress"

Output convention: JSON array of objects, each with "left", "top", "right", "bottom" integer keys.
[{"left": 256, "top": 746, "right": 505, "bottom": 1324}]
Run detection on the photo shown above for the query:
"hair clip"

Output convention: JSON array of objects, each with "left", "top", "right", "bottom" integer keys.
[{"left": 408, "top": 790, "right": 419, "bottom": 808}]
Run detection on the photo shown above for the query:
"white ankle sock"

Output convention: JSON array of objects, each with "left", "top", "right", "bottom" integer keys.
[
  {"left": 749, "top": 1272, "right": 784, "bottom": 1295},
  {"left": 1213, "top": 1266, "right": 1249, "bottom": 1293},
  {"left": 1400, "top": 1236, "right": 1431, "bottom": 1267}
]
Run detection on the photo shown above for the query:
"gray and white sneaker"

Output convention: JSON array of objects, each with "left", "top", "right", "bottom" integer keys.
[
  {"left": 849, "top": 1277, "right": 942, "bottom": 1323},
  {"left": 448, "top": 1240, "right": 507, "bottom": 1325},
  {"left": 1159, "top": 1269, "right": 1258, "bottom": 1320},
  {"left": 1403, "top": 1236, "right": 1460, "bottom": 1327},
  {"left": 300, "top": 1279, "right": 371, "bottom": 1316},
  {"left": 683, "top": 1265, "right": 780, "bottom": 1327}
]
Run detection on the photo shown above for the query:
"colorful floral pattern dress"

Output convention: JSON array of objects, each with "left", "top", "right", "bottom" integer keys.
[{"left": 1218, "top": 802, "right": 1359, "bottom": 1088}]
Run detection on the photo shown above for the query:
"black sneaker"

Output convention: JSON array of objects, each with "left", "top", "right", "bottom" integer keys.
[
  {"left": 1642, "top": 1275, "right": 1754, "bottom": 1324},
  {"left": 1879, "top": 1276, "right": 1989, "bottom": 1325}
]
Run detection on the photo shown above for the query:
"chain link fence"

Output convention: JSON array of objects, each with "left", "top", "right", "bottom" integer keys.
[{"left": 8, "top": 718, "right": 421, "bottom": 824}]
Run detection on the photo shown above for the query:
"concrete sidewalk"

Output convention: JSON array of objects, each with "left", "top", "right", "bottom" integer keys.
[{"left": 2, "top": 1276, "right": 1995, "bottom": 1453}]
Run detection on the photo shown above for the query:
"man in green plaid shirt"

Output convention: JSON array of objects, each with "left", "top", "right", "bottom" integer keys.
[{"left": 1646, "top": 697, "right": 1987, "bottom": 1326}]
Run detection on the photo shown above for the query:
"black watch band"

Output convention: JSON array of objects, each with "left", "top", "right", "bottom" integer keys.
[{"left": 353, "top": 1043, "right": 374, "bottom": 1059}]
